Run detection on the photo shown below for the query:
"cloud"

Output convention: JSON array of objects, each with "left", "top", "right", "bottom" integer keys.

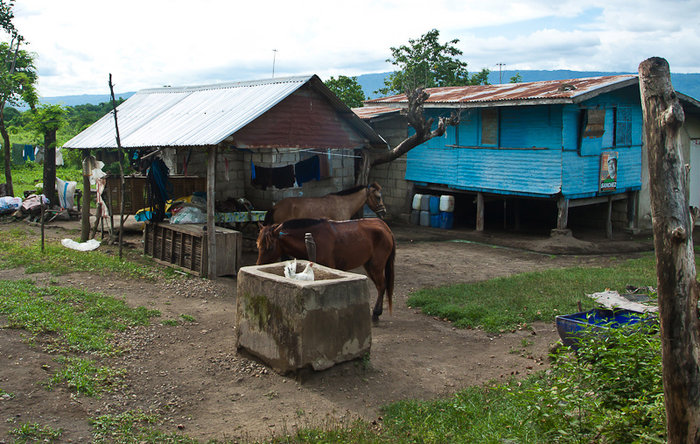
[{"left": 9, "top": 0, "right": 700, "bottom": 96}]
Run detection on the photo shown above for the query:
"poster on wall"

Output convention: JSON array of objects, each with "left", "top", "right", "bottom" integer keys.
[{"left": 600, "top": 151, "right": 618, "bottom": 192}]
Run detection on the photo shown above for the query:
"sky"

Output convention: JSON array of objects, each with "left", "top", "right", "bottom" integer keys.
[{"left": 10, "top": 0, "right": 700, "bottom": 98}]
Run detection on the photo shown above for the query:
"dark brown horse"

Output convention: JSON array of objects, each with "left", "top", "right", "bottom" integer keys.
[
  {"left": 256, "top": 218, "right": 395, "bottom": 322},
  {"left": 263, "top": 183, "right": 386, "bottom": 225}
]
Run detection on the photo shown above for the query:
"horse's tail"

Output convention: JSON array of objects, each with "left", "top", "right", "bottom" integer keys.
[
  {"left": 263, "top": 208, "right": 275, "bottom": 226},
  {"left": 385, "top": 236, "right": 395, "bottom": 314}
]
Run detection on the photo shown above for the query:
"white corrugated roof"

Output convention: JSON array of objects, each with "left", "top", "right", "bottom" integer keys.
[{"left": 64, "top": 76, "right": 315, "bottom": 149}]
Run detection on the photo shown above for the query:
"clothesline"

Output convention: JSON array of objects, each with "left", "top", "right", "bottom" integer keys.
[{"left": 295, "top": 148, "right": 363, "bottom": 159}]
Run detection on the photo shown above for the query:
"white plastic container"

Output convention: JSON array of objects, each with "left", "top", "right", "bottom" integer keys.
[
  {"left": 439, "top": 195, "right": 455, "bottom": 212},
  {"left": 412, "top": 194, "right": 423, "bottom": 210}
]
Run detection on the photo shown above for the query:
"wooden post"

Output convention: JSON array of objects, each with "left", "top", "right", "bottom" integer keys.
[
  {"left": 606, "top": 195, "right": 613, "bottom": 239},
  {"left": 627, "top": 190, "right": 638, "bottom": 230},
  {"left": 639, "top": 56, "right": 700, "bottom": 443},
  {"left": 81, "top": 150, "right": 92, "bottom": 242},
  {"left": 476, "top": 192, "right": 484, "bottom": 231},
  {"left": 206, "top": 147, "right": 217, "bottom": 279},
  {"left": 556, "top": 196, "right": 569, "bottom": 230}
]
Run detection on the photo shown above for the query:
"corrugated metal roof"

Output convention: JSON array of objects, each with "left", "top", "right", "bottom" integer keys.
[
  {"left": 64, "top": 75, "right": 386, "bottom": 149},
  {"left": 364, "top": 75, "right": 639, "bottom": 109},
  {"left": 351, "top": 105, "right": 401, "bottom": 120}
]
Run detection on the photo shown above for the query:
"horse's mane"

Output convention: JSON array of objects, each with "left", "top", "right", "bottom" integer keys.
[
  {"left": 280, "top": 218, "right": 326, "bottom": 230},
  {"left": 331, "top": 185, "right": 366, "bottom": 196}
]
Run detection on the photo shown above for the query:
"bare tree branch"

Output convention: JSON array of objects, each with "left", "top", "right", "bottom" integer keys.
[{"left": 371, "top": 88, "right": 460, "bottom": 167}]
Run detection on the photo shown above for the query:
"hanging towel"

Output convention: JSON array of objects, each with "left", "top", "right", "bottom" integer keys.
[
  {"left": 294, "top": 156, "right": 321, "bottom": 185},
  {"left": 272, "top": 165, "right": 296, "bottom": 189},
  {"left": 252, "top": 165, "right": 273, "bottom": 189}
]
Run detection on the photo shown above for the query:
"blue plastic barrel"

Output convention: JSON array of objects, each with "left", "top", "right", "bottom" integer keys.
[
  {"left": 429, "top": 195, "right": 439, "bottom": 214},
  {"left": 430, "top": 213, "right": 440, "bottom": 228},
  {"left": 439, "top": 211, "right": 454, "bottom": 229}
]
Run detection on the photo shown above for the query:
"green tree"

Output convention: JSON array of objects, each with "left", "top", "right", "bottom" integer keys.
[
  {"left": 30, "top": 104, "right": 65, "bottom": 206},
  {"left": 510, "top": 72, "right": 523, "bottom": 83},
  {"left": 0, "top": 0, "right": 36, "bottom": 196},
  {"left": 378, "top": 29, "right": 490, "bottom": 95},
  {"left": 325, "top": 75, "right": 366, "bottom": 108}
]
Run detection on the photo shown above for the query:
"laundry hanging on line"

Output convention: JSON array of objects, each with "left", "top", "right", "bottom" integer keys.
[{"left": 251, "top": 155, "right": 323, "bottom": 189}]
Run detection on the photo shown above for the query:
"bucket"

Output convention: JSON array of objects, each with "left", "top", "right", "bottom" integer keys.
[
  {"left": 412, "top": 194, "right": 423, "bottom": 210},
  {"left": 439, "top": 195, "right": 455, "bottom": 212},
  {"left": 439, "top": 211, "right": 454, "bottom": 229},
  {"left": 410, "top": 210, "right": 420, "bottom": 225},
  {"left": 429, "top": 196, "right": 440, "bottom": 214},
  {"left": 430, "top": 213, "right": 441, "bottom": 228},
  {"left": 420, "top": 210, "right": 430, "bottom": 226},
  {"left": 420, "top": 195, "right": 431, "bottom": 212}
]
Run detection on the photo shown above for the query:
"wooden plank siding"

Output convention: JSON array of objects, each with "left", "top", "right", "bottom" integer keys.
[{"left": 405, "top": 87, "right": 642, "bottom": 199}]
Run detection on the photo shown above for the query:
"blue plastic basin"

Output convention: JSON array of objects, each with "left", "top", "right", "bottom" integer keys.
[{"left": 555, "top": 308, "right": 655, "bottom": 349}]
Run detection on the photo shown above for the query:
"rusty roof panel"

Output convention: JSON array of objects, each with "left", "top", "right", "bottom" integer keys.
[
  {"left": 365, "top": 75, "right": 638, "bottom": 107},
  {"left": 351, "top": 105, "right": 402, "bottom": 120}
]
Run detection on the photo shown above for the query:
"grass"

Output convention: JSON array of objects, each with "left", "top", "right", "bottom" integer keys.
[
  {"left": 0, "top": 279, "right": 159, "bottom": 355},
  {"left": 90, "top": 410, "right": 199, "bottom": 444},
  {"left": 0, "top": 227, "right": 161, "bottom": 278},
  {"left": 10, "top": 162, "right": 83, "bottom": 198},
  {"left": 407, "top": 253, "right": 659, "bottom": 333},
  {"left": 9, "top": 422, "right": 63, "bottom": 443},
  {"left": 47, "top": 356, "right": 126, "bottom": 397}
]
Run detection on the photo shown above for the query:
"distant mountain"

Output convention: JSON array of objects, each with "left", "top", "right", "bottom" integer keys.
[
  {"left": 40, "top": 92, "right": 135, "bottom": 108},
  {"left": 31, "top": 70, "right": 699, "bottom": 108},
  {"left": 357, "top": 70, "right": 700, "bottom": 101}
]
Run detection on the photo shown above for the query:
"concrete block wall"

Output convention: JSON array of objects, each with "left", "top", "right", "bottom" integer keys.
[
  {"left": 173, "top": 148, "right": 245, "bottom": 201},
  {"left": 368, "top": 156, "right": 412, "bottom": 222}
]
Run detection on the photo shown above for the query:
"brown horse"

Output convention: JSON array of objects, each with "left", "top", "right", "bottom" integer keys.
[
  {"left": 256, "top": 218, "right": 395, "bottom": 322},
  {"left": 263, "top": 182, "right": 386, "bottom": 225}
]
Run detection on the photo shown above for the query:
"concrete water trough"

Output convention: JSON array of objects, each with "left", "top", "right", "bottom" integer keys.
[{"left": 235, "top": 260, "right": 371, "bottom": 373}]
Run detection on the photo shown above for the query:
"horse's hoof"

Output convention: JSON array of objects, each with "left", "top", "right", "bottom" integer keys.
[{"left": 372, "top": 313, "right": 380, "bottom": 323}]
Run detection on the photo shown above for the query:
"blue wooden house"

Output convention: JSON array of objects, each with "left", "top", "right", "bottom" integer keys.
[{"left": 359, "top": 75, "right": 648, "bottom": 234}]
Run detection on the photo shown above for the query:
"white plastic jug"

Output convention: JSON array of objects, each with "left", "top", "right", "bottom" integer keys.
[{"left": 439, "top": 195, "right": 455, "bottom": 212}]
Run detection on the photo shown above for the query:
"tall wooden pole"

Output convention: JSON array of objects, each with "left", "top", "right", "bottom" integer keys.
[
  {"left": 81, "top": 150, "right": 92, "bottom": 242},
  {"left": 206, "top": 147, "right": 217, "bottom": 279},
  {"left": 108, "top": 74, "right": 126, "bottom": 259},
  {"left": 639, "top": 56, "right": 700, "bottom": 443}
]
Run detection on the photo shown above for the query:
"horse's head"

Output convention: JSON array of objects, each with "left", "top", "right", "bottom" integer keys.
[
  {"left": 256, "top": 223, "right": 283, "bottom": 265},
  {"left": 367, "top": 182, "right": 387, "bottom": 219}
]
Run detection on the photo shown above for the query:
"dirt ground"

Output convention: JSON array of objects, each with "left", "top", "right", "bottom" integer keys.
[{"left": 0, "top": 218, "right": 653, "bottom": 442}]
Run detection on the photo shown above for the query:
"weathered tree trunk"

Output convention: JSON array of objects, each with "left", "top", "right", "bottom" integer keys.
[
  {"left": 42, "top": 129, "right": 57, "bottom": 207},
  {"left": 639, "top": 56, "right": 700, "bottom": 443},
  {"left": 356, "top": 88, "right": 459, "bottom": 185},
  {"left": 1, "top": 113, "right": 13, "bottom": 197}
]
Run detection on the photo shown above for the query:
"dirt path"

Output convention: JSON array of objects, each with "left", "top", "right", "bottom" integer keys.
[{"left": 0, "top": 221, "right": 650, "bottom": 442}]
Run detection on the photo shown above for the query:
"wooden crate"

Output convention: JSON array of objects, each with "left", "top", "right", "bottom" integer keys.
[
  {"left": 143, "top": 223, "right": 241, "bottom": 277},
  {"left": 106, "top": 175, "right": 206, "bottom": 215}
]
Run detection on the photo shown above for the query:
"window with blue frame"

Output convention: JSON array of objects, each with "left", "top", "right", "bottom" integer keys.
[
  {"left": 481, "top": 108, "right": 499, "bottom": 146},
  {"left": 614, "top": 106, "right": 632, "bottom": 146}
]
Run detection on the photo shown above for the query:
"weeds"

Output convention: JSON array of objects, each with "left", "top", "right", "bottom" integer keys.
[
  {"left": 90, "top": 409, "right": 198, "bottom": 443},
  {"left": 47, "top": 356, "right": 126, "bottom": 397},
  {"left": 0, "top": 279, "right": 159, "bottom": 355},
  {"left": 9, "top": 422, "right": 63, "bottom": 443}
]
